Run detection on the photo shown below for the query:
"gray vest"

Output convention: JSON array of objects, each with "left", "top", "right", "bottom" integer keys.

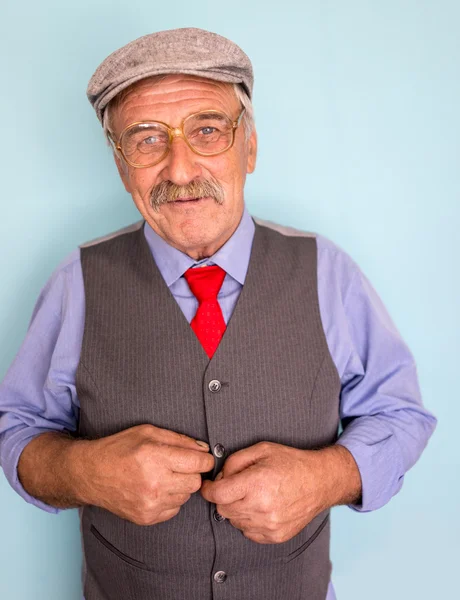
[{"left": 76, "top": 218, "right": 341, "bottom": 600}]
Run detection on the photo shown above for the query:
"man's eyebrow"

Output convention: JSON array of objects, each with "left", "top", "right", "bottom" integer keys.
[{"left": 193, "top": 112, "right": 228, "bottom": 121}]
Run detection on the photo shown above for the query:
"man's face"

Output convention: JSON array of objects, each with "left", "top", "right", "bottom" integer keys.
[{"left": 110, "top": 74, "right": 257, "bottom": 259}]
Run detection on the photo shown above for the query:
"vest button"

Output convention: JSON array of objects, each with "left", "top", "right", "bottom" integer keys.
[
  {"left": 213, "top": 510, "right": 226, "bottom": 522},
  {"left": 213, "top": 444, "right": 225, "bottom": 458},
  {"left": 213, "top": 570, "right": 227, "bottom": 583},
  {"left": 208, "top": 379, "right": 221, "bottom": 392}
]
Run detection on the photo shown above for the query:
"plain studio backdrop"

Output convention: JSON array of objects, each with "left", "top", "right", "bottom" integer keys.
[{"left": 0, "top": 1, "right": 458, "bottom": 598}]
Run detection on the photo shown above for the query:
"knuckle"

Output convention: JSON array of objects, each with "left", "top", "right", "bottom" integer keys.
[
  {"left": 189, "top": 453, "right": 202, "bottom": 471},
  {"left": 195, "top": 452, "right": 213, "bottom": 472},
  {"left": 143, "top": 478, "right": 161, "bottom": 499},
  {"left": 189, "top": 474, "right": 202, "bottom": 493},
  {"left": 207, "top": 487, "right": 220, "bottom": 503},
  {"left": 258, "top": 441, "right": 274, "bottom": 453},
  {"left": 204, "top": 455, "right": 215, "bottom": 472},
  {"left": 166, "top": 430, "right": 195, "bottom": 449},
  {"left": 243, "top": 530, "right": 260, "bottom": 543},
  {"left": 157, "top": 446, "right": 180, "bottom": 470},
  {"left": 270, "top": 531, "right": 287, "bottom": 543},
  {"left": 265, "top": 514, "right": 280, "bottom": 531},
  {"left": 178, "top": 432, "right": 195, "bottom": 445},
  {"left": 171, "top": 448, "right": 191, "bottom": 469},
  {"left": 258, "top": 494, "right": 273, "bottom": 512},
  {"left": 224, "top": 453, "right": 237, "bottom": 469},
  {"left": 164, "top": 507, "right": 181, "bottom": 520},
  {"left": 133, "top": 511, "right": 155, "bottom": 526},
  {"left": 145, "top": 495, "right": 161, "bottom": 512},
  {"left": 175, "top": 452, "right": 196, "bottom": 472},
  {"left": 134, "top": 441, "right": 157, "bottom": 465},
  {"left": 132, "top": 443, "right": 148, "bottom": 463},
  {"left": 138, "top": 423, "right": 155, "bottom": 436},
  {"left": 217, "top": 508, "right": 227, "bottom": 519}
]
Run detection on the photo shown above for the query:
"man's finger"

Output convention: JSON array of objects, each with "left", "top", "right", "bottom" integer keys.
[
  {"left": 163, "top": 445, "right": 214, "bottom": 474},
  {"left": 169, "top": 473, "right": 203, "bottom": 494},
  {"left": 216, "top": 498, "right": 249, "bottom": 520},
  {"left": 143, "top": 424, "right": 210, "bottom": 452},
  {"left": 164, "top": 493, "right": 191, "bottom": 507},
  {"left": 200, "top": 469, "right": 252, "bottom": 505},
  {"left": 221, "top": 442, "right": 269, "bottom": 478}
]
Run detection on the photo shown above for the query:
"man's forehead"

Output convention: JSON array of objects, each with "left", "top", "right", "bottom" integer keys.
[
  {"left": 112, "top": 75, "right": 239, "bottom": 127},
  {"left": 124, "top": 74, "right": 235, "bottom": 99}
]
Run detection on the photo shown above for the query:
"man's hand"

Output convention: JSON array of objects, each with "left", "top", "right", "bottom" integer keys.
[
  {"left": 70, "top": 424, "right": 214, "bottom": 526},
  {"left": 200, "top": 441, "right": 362, "bottom": 544}
]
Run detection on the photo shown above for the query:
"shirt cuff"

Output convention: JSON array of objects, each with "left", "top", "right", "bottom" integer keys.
[
  {"left": 335, "top": 419, "right": 405, "bottom": 512},
  {"left": 0, "top": 426, "right": 63, "bottom": 514}
]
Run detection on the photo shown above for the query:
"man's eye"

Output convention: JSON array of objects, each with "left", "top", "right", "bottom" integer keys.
[
  {"left": 200, "top": 127, "right": 217, "bottom": 135},
  {"left": 142, "top": 136, "right": 159, "bottom": 145}
]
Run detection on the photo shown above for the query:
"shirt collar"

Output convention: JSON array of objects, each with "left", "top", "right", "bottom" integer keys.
[{"left": 143, "top": 204, "right": 255, "bottom": 287}]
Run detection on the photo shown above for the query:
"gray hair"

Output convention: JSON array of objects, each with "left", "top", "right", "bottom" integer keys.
[
  {"left": 102, "top": 81, "right": 255, "bottom": 145},
  {"left": 232, "top": 83, "right": 255, "bottom": 141}
]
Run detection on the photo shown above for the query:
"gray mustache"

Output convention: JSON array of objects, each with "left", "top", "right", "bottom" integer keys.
[{"left": 150, "top": 178, "right": 225, "bottom": 211}]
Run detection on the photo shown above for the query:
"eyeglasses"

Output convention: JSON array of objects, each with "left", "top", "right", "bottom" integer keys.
[{"left": 108, "top": 108, "right": 246, "bottom": 169}]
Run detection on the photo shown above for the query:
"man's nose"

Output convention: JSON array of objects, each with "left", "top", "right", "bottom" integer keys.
[{"left": 163, "top": 134, "right": 202, "bottom": 186}]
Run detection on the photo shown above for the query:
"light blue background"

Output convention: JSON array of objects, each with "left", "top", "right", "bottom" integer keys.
[{"left": 0, "top": 1, "right": 458, "bottom": 598}]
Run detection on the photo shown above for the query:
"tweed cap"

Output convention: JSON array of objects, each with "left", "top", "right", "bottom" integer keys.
[{"left": 87, "top": 27, "right": 253, "bottom": 124}]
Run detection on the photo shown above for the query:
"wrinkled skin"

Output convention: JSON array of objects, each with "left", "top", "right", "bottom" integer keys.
[{"left": 110, "top": 74, "right": 257, "bottom": 260}]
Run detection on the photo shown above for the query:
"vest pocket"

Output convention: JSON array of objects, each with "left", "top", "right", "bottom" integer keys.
[
  {"left": 90, "top": 524, "right": 151, "bottom": 571},
  {"left": 284, "top": 513, "right": 330, "bottom": 564}
]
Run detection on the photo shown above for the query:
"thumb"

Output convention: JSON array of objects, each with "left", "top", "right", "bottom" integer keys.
[{"left": 222, "top": 442, "right": 268, "bottom": 478}]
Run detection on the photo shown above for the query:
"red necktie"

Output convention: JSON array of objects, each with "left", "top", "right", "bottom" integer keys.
[{"left": 183, "top": 265, "right": 227, "bottom": 358}]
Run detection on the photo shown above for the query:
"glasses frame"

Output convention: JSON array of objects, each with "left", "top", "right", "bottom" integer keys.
[{"left": 108, "top": 107, "right": 246, "bottom": 169}]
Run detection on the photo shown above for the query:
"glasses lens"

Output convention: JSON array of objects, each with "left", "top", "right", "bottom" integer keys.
[
  {"left": 121, "top": 123, "right": 169, "bottom": 166},
  {"left": 184, "top": 112, "right": 234, "bottom": 154}
]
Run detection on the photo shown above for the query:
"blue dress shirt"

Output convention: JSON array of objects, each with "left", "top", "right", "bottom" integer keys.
[{"left": 0, "top": 205, "right": 437, "bottom": 600}]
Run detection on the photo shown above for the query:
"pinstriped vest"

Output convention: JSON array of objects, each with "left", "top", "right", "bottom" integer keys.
[{"left": 76, "top": 218, "right": 341, "bottom": 600}]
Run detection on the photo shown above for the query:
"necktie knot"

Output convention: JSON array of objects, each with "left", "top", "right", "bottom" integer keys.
[{"left": 183, "top": 265, "right": 226, "bottom": 302}]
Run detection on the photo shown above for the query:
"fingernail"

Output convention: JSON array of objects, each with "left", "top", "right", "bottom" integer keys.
[
  {"left": 215, "top": 471, "right": 224, "bottom": 481},
  {"left": 195, "top": 440, "right": 209, "bottom": 450}
]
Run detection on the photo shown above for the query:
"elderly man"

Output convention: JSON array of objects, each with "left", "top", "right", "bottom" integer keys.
[{"left": 0, "top": 28, "right": 436, "bottom": 600}]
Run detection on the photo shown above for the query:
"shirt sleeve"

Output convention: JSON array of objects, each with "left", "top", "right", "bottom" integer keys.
[
  {"left": 332, "top": 257, "right": 437, "bottom": 512},
  {"left": 0, "top": 249, "right": 84, "bottom": 513}
]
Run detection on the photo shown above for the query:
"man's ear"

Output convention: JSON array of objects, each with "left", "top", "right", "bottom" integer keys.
[
  {"left": 246, "top": 129, "right": 257, "bottom": 174},
  {"left": 114, "top": 153, "right": 132, "bottom": 193}
]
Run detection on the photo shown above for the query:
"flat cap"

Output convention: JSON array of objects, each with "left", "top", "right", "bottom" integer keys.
[{"left": 87, "top": 27, "right": 253, "bottom": 124}]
